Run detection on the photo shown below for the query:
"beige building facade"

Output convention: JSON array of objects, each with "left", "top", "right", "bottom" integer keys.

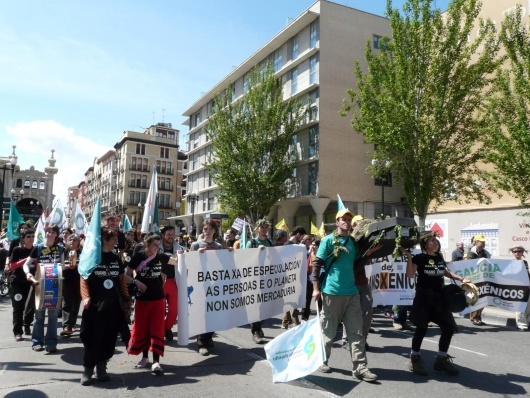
[
  {"left": 80, "top": 123, "right": 186, "bottom": 230},
  {"left": 180, "top": 0, "right": 411, "bottom": 233}
]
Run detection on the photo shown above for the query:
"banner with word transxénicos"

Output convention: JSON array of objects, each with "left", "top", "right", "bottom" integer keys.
[
  {"left": 450, "top": 258, "right": 530, "bottom": 315},
  {"left": 176, "top": 245, "right": 307, "bottom": 345}
]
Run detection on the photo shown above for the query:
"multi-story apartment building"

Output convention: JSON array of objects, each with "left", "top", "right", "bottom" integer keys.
[
  {"left": 179, "top": 0, "right": 409, "bottom": 233},
  {"left": 427, "top": 0, "right": 530, "bottom": 259},
  {"left": 82, "top": 123, "right": 186, "bottom": 230}
]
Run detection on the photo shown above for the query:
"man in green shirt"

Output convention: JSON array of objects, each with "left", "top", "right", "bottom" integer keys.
[{"left": 312, "top": 209, "right": 380, "bottom": 382}]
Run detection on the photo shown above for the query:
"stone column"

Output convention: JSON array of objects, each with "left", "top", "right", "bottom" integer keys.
[{"left": 309, "top": 197, "right": 331, "bottom": 227}]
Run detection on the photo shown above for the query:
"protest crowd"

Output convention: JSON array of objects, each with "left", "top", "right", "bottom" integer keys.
[{"left": 1, "top": 197, "right": 529, "bottom": 387}]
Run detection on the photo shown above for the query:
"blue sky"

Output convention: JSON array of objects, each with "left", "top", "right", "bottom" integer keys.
[{"left": 0, "top": 0, "right": 450, "bottom": 200}]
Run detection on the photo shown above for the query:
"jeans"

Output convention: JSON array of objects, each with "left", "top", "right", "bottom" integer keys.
[
  {"left": 32, "top": 308, "right": 60, "bottom": 348},
  {"left": 393, "top": 305, "right": 409, "bottom": 325}
]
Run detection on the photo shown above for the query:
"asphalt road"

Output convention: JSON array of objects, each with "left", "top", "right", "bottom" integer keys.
[{"left": 1, "top": 295, "right": 529, "bottom": 397}]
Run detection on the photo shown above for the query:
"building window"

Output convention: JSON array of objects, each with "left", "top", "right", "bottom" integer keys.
[
  {"left": 273, "top": 49, "right": 283, "bottom": 72},
  {"left": 309, "top": 55, "right": 318, "bottom": 85},
  {"left": 310, "top": 21, "right": 318, "bottom": 48},
  {"left": 32, "top": 181, "right": 38, "bottom": 189},
  {"left": 308, "top": 162, "right": 318, "bottom": 195},
  {"left": 373, "top": 35, "right": 382, "bottom": 49},
  {"left": 208, "top": 197, "right": 214, "bottom": 211},
  {"left": 309, "top": 126, "right": 319, "bottom": 157},
  {"left": 136, "top": 143, "right": 145, "bottom": 155},
  {"left": 39, "top": 181, "right": 45, "bottom": 189},
  {"left": 24, "top": 180, "right": 30, "bottom": 188},
  {"left": 16, "top": 179, "right": 22, "bottom": 188},
  {"left": 231, "top": 83, "right": 236, "bottom": 102},
  {"left": 243, "top": 73, "right": 251, "bottom": 94},
  {"left": 143, "top": 158, "right": 148, "bottom": 171},
  {"left": 160, "top": 147, "right": 169, "bottom": 159},
  {"left": 195, "top": 112, "right": 201, "bottom": 127},
  {"left": 291, "top": 35, "right": 299, "bottom": 60},
  {"left": 291, "top": 67, "right": 298, "bottom": 94}
]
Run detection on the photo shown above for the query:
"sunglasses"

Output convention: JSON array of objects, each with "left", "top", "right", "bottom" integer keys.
[{"left": 513, "top": 250, "right": 524, "bottom": 253}]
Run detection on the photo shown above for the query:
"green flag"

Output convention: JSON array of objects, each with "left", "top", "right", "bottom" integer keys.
[
  {"left": 123, "top": 214, "right": 132, "bottom": 232},
  {"left": 7, "top": 202, "right": 25, "bottom": 240},
  {"left": 152, "top": 194, "right": 160, "bottom": 234},
  {"left": 78, "top": 198, "right": 102, "bottom": 280}
]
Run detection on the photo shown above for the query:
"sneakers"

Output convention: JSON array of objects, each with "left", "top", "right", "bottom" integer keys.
[
  {"left": 409, "top": 354, "right": 428, "bottom": 375},
  {"left": 80, "top": 367, "right": 94, "bottom": 386},
  {"left": 318, "top": 363, "right": 331, "bottom": 373},
  {"left": 252, "top": 331, "right": 264, "bottom": 344},
  {"left": 151, "top": 362, "right": 164, "bottom": 376},
  {"left": 393, "top": 323, "right": 404, "bottom": 331},
  {"left": 32, "top": 345, "right": 44, "bottom": 352},
  {"left": 61, "top": 326, "right": 74, "bottom": 337},
  {"left": 353, "top": 364, "right": 378, "bottom": 382},
  {"left": 24, "top": 326, "right": 31, "bottom": 336},
  {"left": 198, "top": 347, "right": 209, "bottom": 356},
  {"left": 165, "top": 329, "right": 174, "bottom": 341},
  {"left": 14, "top": 335, "right": 23, "bottom": 342},
  {"left": 434, "top": 355, "right": 459, "bottom": 376}
]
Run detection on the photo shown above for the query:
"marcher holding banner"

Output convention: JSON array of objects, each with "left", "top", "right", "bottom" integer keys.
[
  {"left": 466, "top": 234, "right": 491, "bottom": 326},
  {"left": 311, "top": 209, "right": 381, "bottom": 383},
  {"left": 511, "top": 246, "right": 530, "bottom": 330},
  {"left": 401, "top": 232, "right": 471, "bottom": 376},
  {"left": 190, "top": 219, "right": 232, "bottom": 355}
]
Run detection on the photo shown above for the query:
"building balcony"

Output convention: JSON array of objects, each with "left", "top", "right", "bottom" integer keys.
[
  {"left": 158, "top": 169, "right": 173, "bottom": 176},
  {"left": 158, "top": 185, "right": 173, "bottom": 192}
]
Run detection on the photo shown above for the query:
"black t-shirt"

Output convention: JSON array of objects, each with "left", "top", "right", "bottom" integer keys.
[
  {"left": 10, "top": 246, "right": 33, "bottom": 285},
  {"left": 87, "top": 251, "right": 124, "bottom": 304},
  {"left": 8, "top": 237, "right": 22, "bottom": 258},
  {"left": 159, "top": 242, "right": 177, "bottom": 279},
  {"left": 127, "top": 251, "right": 169, "bottom": 301},
  {"left": 112, "top": 231, "right": 126, "bottom": 255},
  {"left": 29, "top": 244, "right": 63, "bottom": 273},
  {"left": 412, "top": 252, "right": 446, "bottom": 293}
]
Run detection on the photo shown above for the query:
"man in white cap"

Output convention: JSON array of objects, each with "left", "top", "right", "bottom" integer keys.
[
  {"left": 311, "top": 209, "right": 381, "bottom": 382},
  {"left": 466, "top": 234, "right": 491, "bottom": 326}
]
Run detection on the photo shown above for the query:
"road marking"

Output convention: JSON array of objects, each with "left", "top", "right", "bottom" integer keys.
[
  {"left": 423, "top": 338, "right": 488, "bottom": 356},
  {"left": 0, "top": 363, "right": 7, "bottom": 376}
]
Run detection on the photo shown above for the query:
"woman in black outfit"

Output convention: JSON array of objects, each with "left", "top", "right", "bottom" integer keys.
[
  {"left": 79, "top": 227, "right": 130, "bottom": 386},
  {"left": 401, "top": 232, "right": 471, "bottom": 376}
]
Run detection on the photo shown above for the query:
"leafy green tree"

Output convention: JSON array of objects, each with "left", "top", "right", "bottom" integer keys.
[
  {"left": 481, "top": 5, "right": 530, "bottom": 206},
  {"left": 206, "top": 64, "right": 306, "bottom": 224},
  {"left": 341, "top": 0, "right": 501, "bottom": 227}
]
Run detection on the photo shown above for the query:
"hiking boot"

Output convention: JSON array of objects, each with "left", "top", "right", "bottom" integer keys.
[
  {"left": 165, "top": 329, "right": 174, "bottom": 341},
  {"left": 353, "top": 364, "right": 377, "bottom": 382},
  {"left": 409, "top": 354, "right": 428, "bottom": 375},
  {"left": 318, "top": 363, "right": 331, "bottom": 373},
  {"left": 434, "top": 355, "right": 459, "bottom": 376},
  {"left": 80, "top": 367, "right": 94, "bottom": 386},
  {"left": 292, "top": 310, "right": 301, "bottom": 326},
  {"left": 96, "top": 361, "right": 110, "bottom": 381},
  {"left": 252, "top": 332, "right": 264, "bottom": 344}
]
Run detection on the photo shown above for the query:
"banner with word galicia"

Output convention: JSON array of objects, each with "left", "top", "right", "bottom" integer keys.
[
  {"left": 176, "top": 245, "right": 307, "bottom": 345},
  {"left": 450, "top": 258, "right": 530, "bottom": 315}
]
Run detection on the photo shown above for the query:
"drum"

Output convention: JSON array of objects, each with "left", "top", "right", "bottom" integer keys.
[{"left": 35, "top": 263, "right": 64, "bottom": 310}]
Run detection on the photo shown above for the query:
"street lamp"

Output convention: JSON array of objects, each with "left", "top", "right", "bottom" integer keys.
[
  {"left": 187, "top": 193, "right": 197, "bottom": 238},
  {"left": 11, "top": 188, "right": 25, "bottom": 202},
  {"left": 138, "top": 202, "right": 144, "bottom": 227},
  {"left": 0, "top": 146, "right": 18, "bottom": 229},
  {"left": 372, "top": 159, "right": 392, "bottom": 219}
]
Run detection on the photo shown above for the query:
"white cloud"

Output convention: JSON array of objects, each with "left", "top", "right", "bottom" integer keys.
[{"left": 4, "top": 120, "right": 112, "bottom": 203}]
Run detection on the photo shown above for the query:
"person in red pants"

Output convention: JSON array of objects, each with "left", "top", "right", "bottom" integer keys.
[
  {"left": 158, "top": 226, "right": 185, "bottom": 341},
  {"left": 126, "top": 234, "right": 178, "bottom": 375}
]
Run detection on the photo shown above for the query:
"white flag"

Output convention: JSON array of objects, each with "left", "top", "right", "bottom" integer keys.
[
  {"left": 34, "top": 211, "right": 47, "bottom": 245},
  {"left": 73, "top": 202, "right": 88, "bottom": 235},
  {"left": 265, "top": 316, "right": 326, "bottom": 383},
  {"left": 48, "top": 198, "right": 66, "bottom": 230},
  {"left": 141, "top": 166, "right": 158, "bottom": 233}
]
